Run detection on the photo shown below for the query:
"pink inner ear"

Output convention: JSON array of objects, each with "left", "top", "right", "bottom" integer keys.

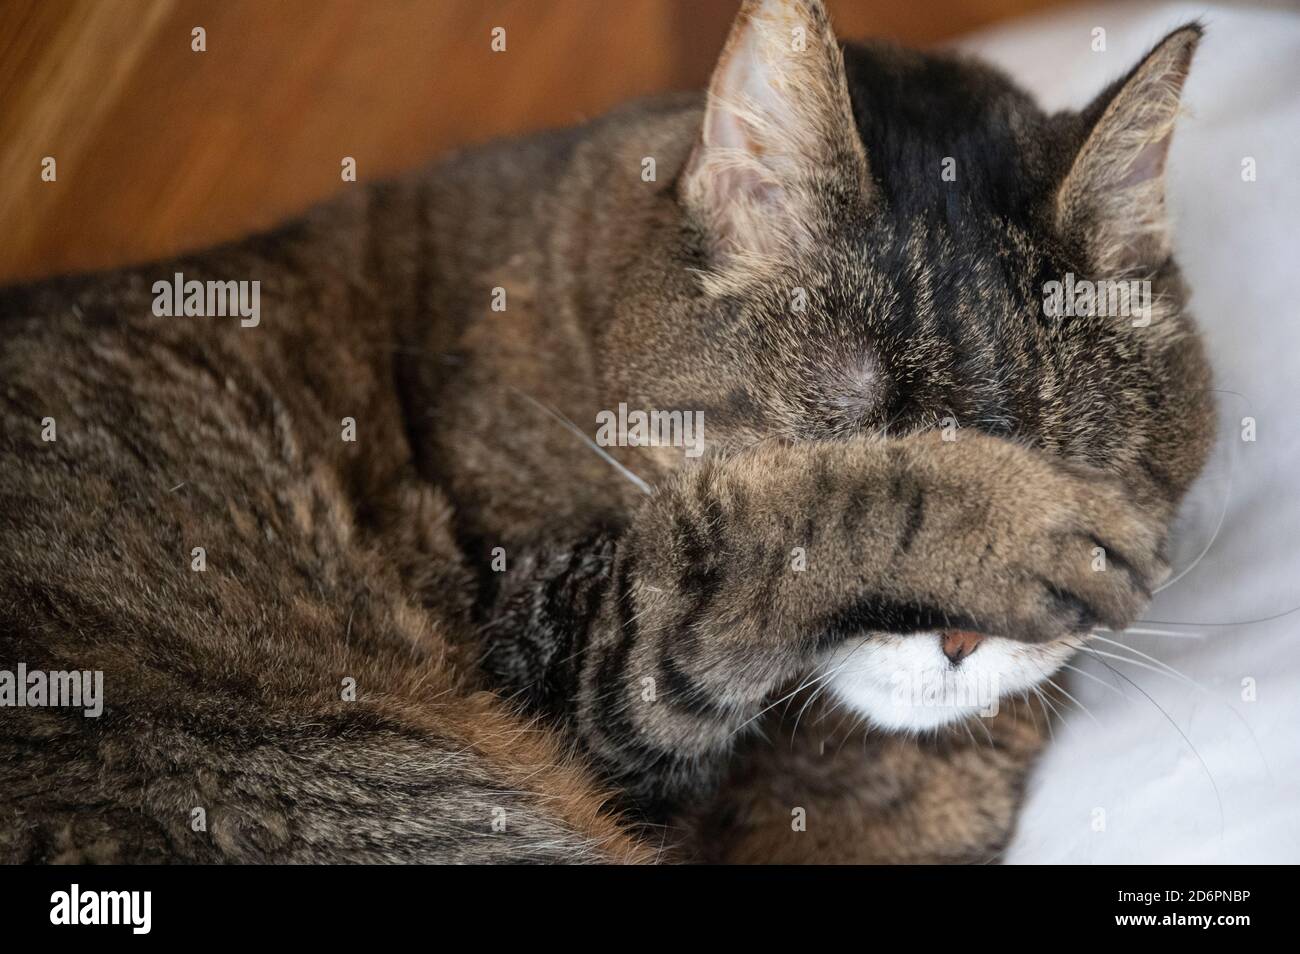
[
  {"left": 691, "top": 13, "right": 800, "bottom": 257},
  {"left": 686, "top": 1, "right": 869, "bottom": 261},
  {"left": 1115, "top": 135, "right": 1171, "bottom": 191},
  {"left": 705, "top": 16, "right": 781, "bottom": 155}
]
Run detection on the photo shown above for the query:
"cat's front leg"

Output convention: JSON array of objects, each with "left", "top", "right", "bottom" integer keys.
[{"left": 483, "top": 430, "right": 1168, "bottom": 815}]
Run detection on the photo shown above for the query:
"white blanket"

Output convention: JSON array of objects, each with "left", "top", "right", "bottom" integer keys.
[{"left": 954, "top": 1, "right": 1300, "bottom": 863}]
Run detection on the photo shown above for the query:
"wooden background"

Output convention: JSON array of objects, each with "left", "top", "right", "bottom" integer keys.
[{"left": 0, "top": 0, "right": 1060, "bottom": 283}]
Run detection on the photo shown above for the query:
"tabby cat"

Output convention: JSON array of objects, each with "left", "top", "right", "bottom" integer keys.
[{"left": 0, "top": 0, "right": 1212, "bottom": 863}]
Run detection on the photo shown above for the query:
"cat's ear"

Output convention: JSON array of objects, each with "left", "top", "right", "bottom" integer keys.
[
  {"left": 1056, "top": 24, "right": 1202, "bottom": 273},
  {"left": 681, "top": 0, "right": 872, "bottom": 269}
]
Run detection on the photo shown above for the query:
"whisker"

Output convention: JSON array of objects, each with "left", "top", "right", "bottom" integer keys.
[
  {"left": 1086, "top": 634, "right": 1206, "bottom": 690},
  {"left": 509, "top": 387, "right": 653, "bottom": 496},
  {"left": 1079, "top": 649, "right": 1225, "bottom": 838},
  {"left": 1074, "top": 646, "right": 1197, "bottom": 687},
  {"left": 1017, "top": 690, "right": 1042, "bottom": 734},
  {"left": 1060, "top": 662, "right": 1127, "bottom": 700},
  {"left": 1036, "top": 684, "right": 1067, "bottom": 722},
  {"left": 790, "top": 678, "right": 835, "bottom": 743},
  {"left": 1103, "top": 626, "right": 1203, "bottom": 639},
  {"left": 1068, "top": 639, "right": 1273, "bottom": 777},
  {"left": 1138, "top": 604, "right": 1300, "bottom": 628},
  {"left": 728, "top": 654, "right": 851, "bottom": 740},
  {"left": 1029, "top": 686, "right": 1061, "bottom": 738},
  {"left": 1043, "top": 675, "right": 1102, "bottom": 727},
  {"left": 1153, "top": 449, "right": 1233, "bottom": 595}
]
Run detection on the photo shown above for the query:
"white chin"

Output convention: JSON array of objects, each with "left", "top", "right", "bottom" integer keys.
[
  {"left": 822, "top": 632, "right": 1075, "bottom": 734},
  {"left": 830, "top": 676, "right": 988, "bottom": 731}
]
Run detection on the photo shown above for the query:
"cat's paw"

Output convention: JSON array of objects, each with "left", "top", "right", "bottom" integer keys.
[
  {"left": 905, "top": 435, "right": 1170, "bottom": 642},
  {"left": 1005, "top": 471, "right": 1169, "bottom": 640}
]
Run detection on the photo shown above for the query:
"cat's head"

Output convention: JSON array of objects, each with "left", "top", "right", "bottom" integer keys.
[
  {"left": 610, "top": 0, "right": 1211, "bottom": 731},
  {"left": 648, "top": 0, "right": 1203, "bottom": 457}
]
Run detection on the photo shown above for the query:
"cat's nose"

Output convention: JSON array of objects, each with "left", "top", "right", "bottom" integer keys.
[{"left": 941, "top": 630, "right": 984, "bottom": 665}]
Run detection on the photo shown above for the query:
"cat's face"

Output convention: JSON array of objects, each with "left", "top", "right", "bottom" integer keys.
[
  {"left": 687, "top": 232, "right": 1113, "bottom": 733},
  {"left": 688, "top": 224, "right": 1057, "bottom": 444},
  {"left": 630, "top": 0, "right": 1204, "bottom": 731}
]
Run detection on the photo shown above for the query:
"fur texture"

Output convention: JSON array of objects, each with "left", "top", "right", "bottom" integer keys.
[{"left": 0, "top": 0, "right": 1213, "bottom": 863}]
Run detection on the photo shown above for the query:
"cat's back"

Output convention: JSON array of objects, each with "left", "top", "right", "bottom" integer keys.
[{"left": 0, "top": 177, "right": 648, "bottom": 864}]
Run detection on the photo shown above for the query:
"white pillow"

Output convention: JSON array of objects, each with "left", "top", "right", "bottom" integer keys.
[{"left": 955, "top": 1, "right": 1300, "bottom": 863}]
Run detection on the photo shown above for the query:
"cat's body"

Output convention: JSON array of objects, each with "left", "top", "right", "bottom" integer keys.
[{"left": 0, "top": 1, "right": 1212, "bottom": 863}]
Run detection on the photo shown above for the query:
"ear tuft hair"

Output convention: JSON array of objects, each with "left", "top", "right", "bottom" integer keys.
[
  {"left": 682, "top": 0, "right": 873, "bottom": 276},
  {"left": 1056, "top": 23, "right": 1202, "bottom": 274}
]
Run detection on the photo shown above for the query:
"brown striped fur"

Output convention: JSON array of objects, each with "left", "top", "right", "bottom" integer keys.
[{"left": 0, "top": 1, "right": 1212, "bottom": 862}]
